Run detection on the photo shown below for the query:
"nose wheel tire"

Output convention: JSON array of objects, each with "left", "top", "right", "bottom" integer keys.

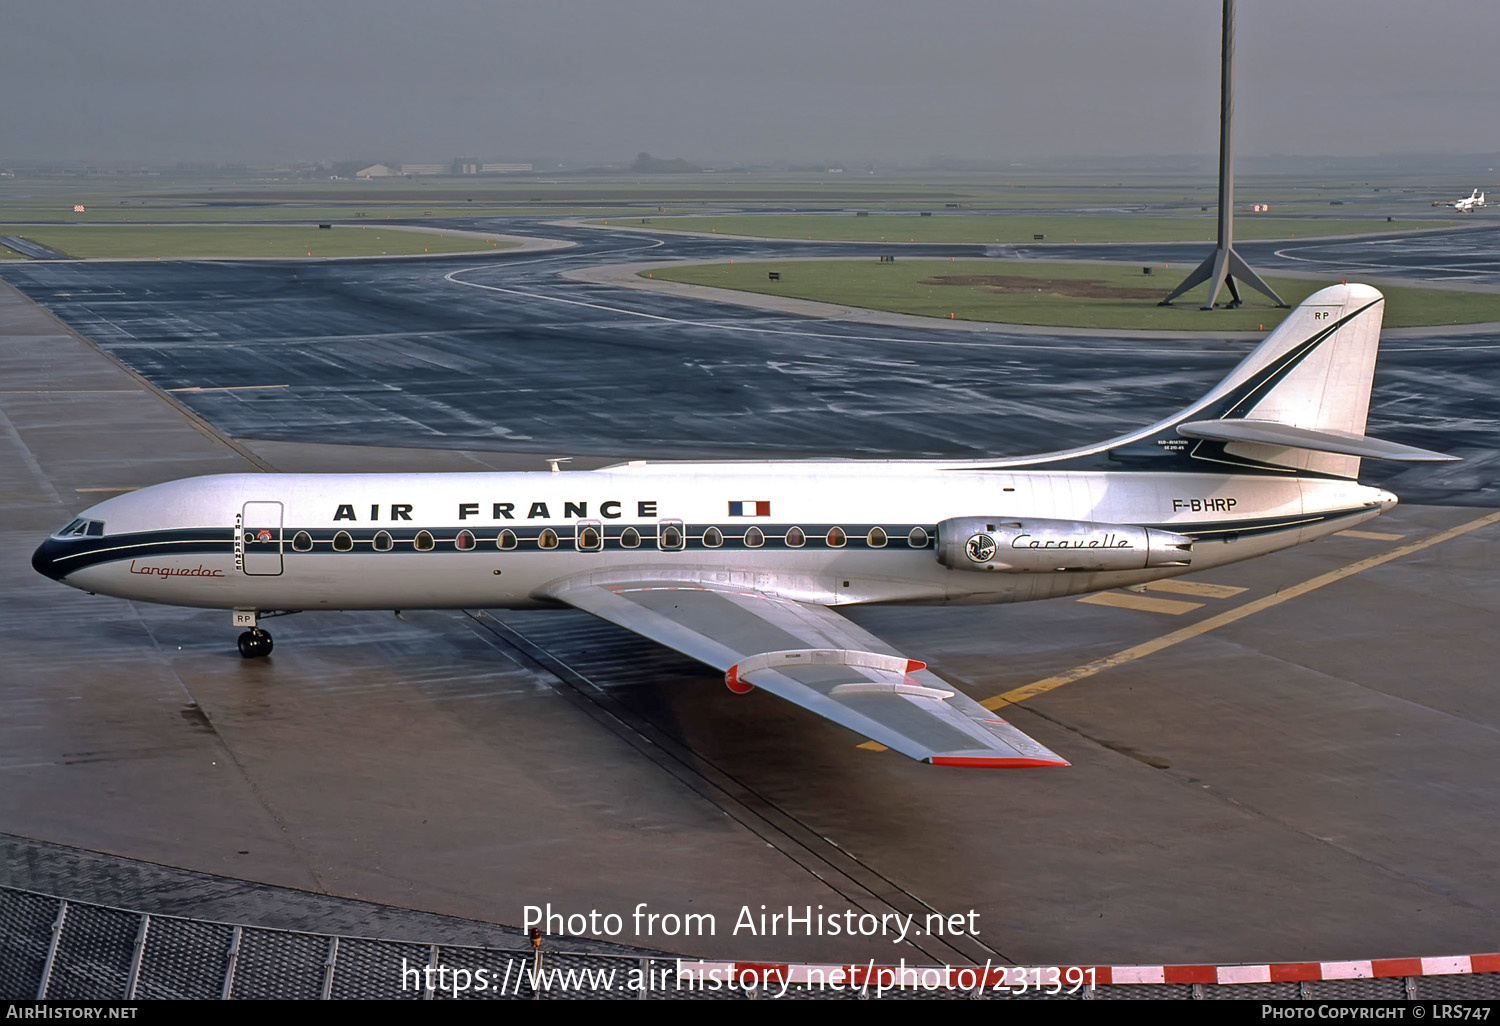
[{"left": 237, "top": 629, "right": 273, "bottom": 659}]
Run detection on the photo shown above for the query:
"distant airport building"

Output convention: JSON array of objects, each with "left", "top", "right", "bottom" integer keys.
[
  {"left": 356, "top": 164, "right": 396, "bottom": 178},
  {"left": 399, "top": 164, "right": 446, "bottom": 176},
  {"left": 481, "top": 163, "right": 534, "bottom": 174}
]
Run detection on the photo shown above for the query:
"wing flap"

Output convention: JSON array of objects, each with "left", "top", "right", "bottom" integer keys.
[{"left": 545, "top": 577, "right": 1067, "bottom": 768}]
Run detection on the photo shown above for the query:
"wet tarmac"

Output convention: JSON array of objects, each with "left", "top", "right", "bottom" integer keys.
[{"left": 2, "top": 217, "right": 1498, "bottom": 967}]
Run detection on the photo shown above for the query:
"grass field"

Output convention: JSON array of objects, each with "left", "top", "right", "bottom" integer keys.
[
  {"left": 600, "top": 213, "right": 1456, "bottom": 245},
  {"left": 4, "top": 225, "right": 511, "bottom": 259},
  {"left": 645, "top": 258, "right": 1500, "bottom": 331},
  {"left": 0, "top": 204, "right": 647, "bottom": 224},
  {"left": 0, "top": 167, "right": 1470, "bottom": 223}
]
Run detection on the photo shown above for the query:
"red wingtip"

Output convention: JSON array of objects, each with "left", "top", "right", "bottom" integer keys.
[{"left": 929, "top": 756, "right": 1070, "bottom": 769}]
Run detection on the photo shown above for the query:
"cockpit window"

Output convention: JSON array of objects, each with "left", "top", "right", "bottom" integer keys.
[{"left": 55, "top": 518, "right": 104, "bottom": 538}]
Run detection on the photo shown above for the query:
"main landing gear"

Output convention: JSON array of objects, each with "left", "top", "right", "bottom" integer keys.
[{"left": 237, "top": 628, "right": 273, "bottom": 659}]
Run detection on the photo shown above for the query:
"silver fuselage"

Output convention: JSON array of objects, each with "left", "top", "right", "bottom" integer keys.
[{"left": 33, "top": 462, "right": 1395, "bottom": 613}]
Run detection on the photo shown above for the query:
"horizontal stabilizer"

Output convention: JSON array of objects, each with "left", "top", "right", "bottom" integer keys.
[{"left": 1176, "top": 420, "right": 1457, "bottom": 463}]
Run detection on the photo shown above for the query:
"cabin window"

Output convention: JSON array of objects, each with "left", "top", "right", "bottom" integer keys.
[
  {"left": 373, "top": 531, "right": 393, "bottom": 552},
  {"left": 414, "top": 530, "right": 435, "bottom": 551},
  {"left": 292, "top": 531, "right": 313, "bottom": 552},
  {"left": 619, "top": 526, "right": 641, "bottom": 548},
  {"left": 744, "top": 526, "right": 764, "bottom": 548},
  {"left": 576, "top": 522, "right": 602, "bottom": 551},
  {"left": 785, "top": 526, "right": 805, "bottom": 548},
  {"left": 867, "top": 527, "right": 887, "bottom": 548},
  {"left": 658, "top": 520, "right": 684, "bottom": 551},
  {"left": 907, "top": 526, "right": 929, "bottom": 548},
  {"left": 703, "top": 526, "right": 723, "bottom": 548},
  {"left": 497, "top": 529, "right": 518, "bottom": 550},
  {"left": 455, "top": 529, "right": 476, "bottom": 551},
  {"left": 332, "top": 531, "right": 354, "bottom": 552},
  {"left": 537, "top": 528, "right": 559, "bottom": 550},
  {"left": 826, "top": 527, "right": 846, "bottom": 547}
]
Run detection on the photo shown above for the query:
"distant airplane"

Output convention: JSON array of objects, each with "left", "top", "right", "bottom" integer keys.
[
  {"left": 1454, "top": 189, "right": 1486, "bottom": 212},
  {"left": 33, "top": 284, "right": 1455, "bottom": 769}
]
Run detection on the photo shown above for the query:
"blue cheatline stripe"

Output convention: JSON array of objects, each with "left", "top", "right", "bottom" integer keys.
[
  {"left": 44, "top": 506, "right": 1376, "bottom": 578},
  {"left": 51, "top": 529, "right": 234, "bottom": 568},
  {"left": 47, "top": 523, "right": 937, "bottom": 574}
]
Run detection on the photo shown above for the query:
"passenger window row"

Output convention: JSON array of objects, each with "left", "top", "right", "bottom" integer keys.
[{"left": 275, "top": 525, "right": 931, "bottom": 553}]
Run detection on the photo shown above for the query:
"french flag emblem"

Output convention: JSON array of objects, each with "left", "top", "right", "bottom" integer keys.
[{"left": 728, "top": 500, "right": 771, "bottom": 517}]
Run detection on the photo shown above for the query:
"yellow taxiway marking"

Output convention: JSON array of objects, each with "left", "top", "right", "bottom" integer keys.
[
  {"left": 857, "top": 741, "right": 889, "bottom": 753},
  {"left": 1338, "top": 529, "right": 1406, "bottom": 541},
  {"left": 983, "top": 510, "right": 1500, "bottom": 711},
  {"left": 168, "top": 384, "right": 290, "bottom": 393},
  {"left": 1139, "top": 579, "right": 1248, "bottom": 600},
  {"left": 74, "top": 486, "right": 141, "bottom": 493},
  {"left": 1078, "top": 592, "right": 1203, "bottom": 615}
]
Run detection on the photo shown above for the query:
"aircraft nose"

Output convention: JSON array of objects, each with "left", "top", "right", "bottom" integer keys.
[
  {"left": 1375, "top": 488, "right": 1399, "bottom": 512},
  {"left": 31, "top": 538, "right": 71, "bottom": 581}
]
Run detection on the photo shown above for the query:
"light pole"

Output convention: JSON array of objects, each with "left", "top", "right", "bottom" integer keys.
[{"left": 1160, "top": 0, "right": 1285, "bottom": 310}]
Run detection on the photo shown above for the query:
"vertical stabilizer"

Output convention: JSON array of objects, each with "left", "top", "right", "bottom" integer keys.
[
  {"left": 994, "top": 284, "right": 1437, "bottom": 476},
  {"left": 1180, "top": 282, "right": 1385, "bottom": 476}
]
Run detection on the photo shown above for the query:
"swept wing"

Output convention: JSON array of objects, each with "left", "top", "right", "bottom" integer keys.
[{"left": 544, "top": 576, "right": 1067, "bottom": 768}]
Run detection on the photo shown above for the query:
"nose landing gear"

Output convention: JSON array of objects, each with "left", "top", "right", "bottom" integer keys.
[
  {"left": 237, "top": 628, "right": 273, "bottom": 659},
  {"left": 232, "top": 609, "right": 297, "bottom": 659}
]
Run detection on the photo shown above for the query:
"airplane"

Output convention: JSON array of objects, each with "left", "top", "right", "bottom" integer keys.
[
  {"left": 32, "top": 283, "right": 1455, "bottom": 769},
  {"left": 1454, "top": 189, "right": 1486, "bottom": 212}
]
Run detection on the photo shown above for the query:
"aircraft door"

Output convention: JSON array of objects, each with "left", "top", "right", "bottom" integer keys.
[{"left": 240, "top": 501, "right": 284, "bottom": 576}]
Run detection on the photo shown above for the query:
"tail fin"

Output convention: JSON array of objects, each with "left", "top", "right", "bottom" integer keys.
[
  {"left": 1118, "top": 284, "right": 1453, "bottom": 477},
  {"left": 1209, "top": 282, "right": 1383, "bottom": 434}
]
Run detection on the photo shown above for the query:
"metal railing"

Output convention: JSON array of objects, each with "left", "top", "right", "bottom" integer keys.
[{"left": 4, "top": 886, "right": 1499, "bottom": 1001}]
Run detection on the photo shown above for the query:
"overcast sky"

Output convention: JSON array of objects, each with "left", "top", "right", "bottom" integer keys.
[{"left": 3, "top": 1, "right": 1496, "bottom": 166}]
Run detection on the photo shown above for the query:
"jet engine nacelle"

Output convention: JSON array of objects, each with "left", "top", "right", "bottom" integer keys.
[{"left": 935, "top": 516, "right": 1193, "bottom": 573}]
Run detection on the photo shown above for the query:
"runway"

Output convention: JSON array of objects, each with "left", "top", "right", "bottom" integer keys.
[{"left": 2, "top": 218, "right": 1499, "bottom": 969}]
